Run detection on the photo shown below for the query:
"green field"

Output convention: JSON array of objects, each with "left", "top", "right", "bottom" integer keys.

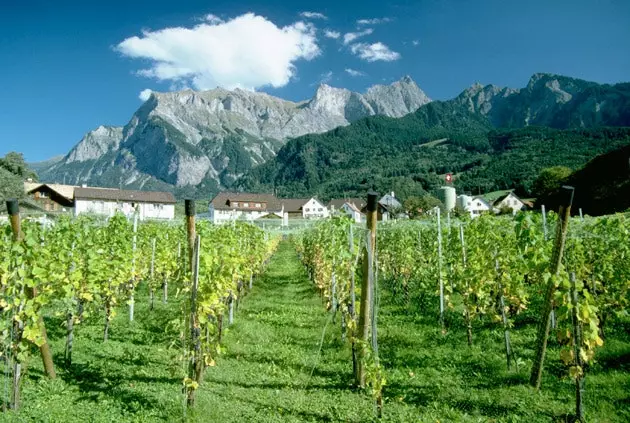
[{"left": 3, "top": 241, "right": 629, "bottom": 422}]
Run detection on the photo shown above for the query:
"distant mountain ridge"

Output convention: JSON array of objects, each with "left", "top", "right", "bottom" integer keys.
[
  {"left": 36, "top": 72, "right": 630, "bottom": 199},
  {"left": 453, "top": 73, "right": 630, "bottom": 128},
  {"left": 38, "top": 77, "right": 430, "bottom": 197}
]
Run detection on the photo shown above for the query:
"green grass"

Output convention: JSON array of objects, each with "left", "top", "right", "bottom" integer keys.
[{"left": 2, "top": 241, "right": 629, "bottom": 422}]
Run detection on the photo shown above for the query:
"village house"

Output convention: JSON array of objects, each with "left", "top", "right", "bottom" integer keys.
[
  {"left": 328, "top": 198, "right": 366, "bottom": 223},
  {"left": 493, "top": 192, "right": 527, "bottom": 214},
  {"left": 279, "top": 197, "right": 329, "bottom": 220},
  {"left": 74, "top": 187, "right": 176, "bottom": 220},
  {"left": 208, "top": 192, "right": 280, "bottom": 224},
  {"left": 375, "top": 192, "right": 405, "bottom": 221},
  {"left": 24, "top": 182, "right": 75, "bottom": 212},
  {"left": 23, "top": 182, "right": 176, "bottom": 220},
  {"left": 456, "top": 194, "right": 493, "bottom": 218}
]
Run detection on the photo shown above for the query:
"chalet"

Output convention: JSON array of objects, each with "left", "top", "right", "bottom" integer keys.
[
  {"left": 328, "top": 198, "right": 366, "bottom": 223},
  {"left": 456, "top": 194, "right": 493, "bottom": 218},
  {"left": 279, "top": 197, "right": 329, "bottom": 219},
  {"left": 24, "top": 182, "right": 75, "bottom": 212},
  {"left": 377, "top": 192, "right": 404, "bottom": 221},
  {"left": 74, "top": 187, "right": 176, "bottom": 220},
  {"left": 208, "top": 192, "right": 280, "bottom": 224},
  {"left": 493, "top": 192, "right": 526, "bottom": 214}
]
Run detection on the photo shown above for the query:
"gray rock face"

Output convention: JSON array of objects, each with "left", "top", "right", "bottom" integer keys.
[
  {"left": 38, "top": 77, "right": 431, "bottom": 193},
  {"left": 66, "top": 126, "right": 123, "bottom": 163},
  {"left": 453, "top": 73, "right": 630, "bottom": 128}
]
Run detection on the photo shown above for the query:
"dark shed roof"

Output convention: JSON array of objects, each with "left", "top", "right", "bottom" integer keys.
[{"left": 74, "top": 187, "right": 176, "bottom": 204}]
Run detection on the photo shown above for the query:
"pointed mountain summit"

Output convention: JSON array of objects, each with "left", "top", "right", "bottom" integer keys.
[{"left": 38, "top": 77, "right": 432, "bottom": 195}]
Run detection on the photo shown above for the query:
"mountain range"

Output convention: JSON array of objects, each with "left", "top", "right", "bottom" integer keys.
[
  {"left": 36, "top": 77, "right": 430, "bottom": 197},
  {"left": 35, "top": 73, "right": 630, "bottom": 200}
]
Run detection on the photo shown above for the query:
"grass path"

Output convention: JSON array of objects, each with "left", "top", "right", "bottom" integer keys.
[{"left": 191, "top": 240, "right": 380, "bottom": 422}]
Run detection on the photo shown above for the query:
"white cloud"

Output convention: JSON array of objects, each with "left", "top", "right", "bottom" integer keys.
[
  {"left": 324, "top": 29, "right": 341, "bottom": 39},
  {"left": 300, "top": 11, "right": 327, "bottom": 20},
  {"left": 116, "top": 13, "right": 321, "bottom": 91},
  {"left": 345, "top": 68, "right": 365, "bottom": 77},
  {"left": 412, "top": 40, "right": 420, "bottom": 46},
  {"left": 139, "top": 88, "right": 153, "bottom": 101},
  {"left": 357, "top": 18, "right": 391, "bottom": 25},
  {"left": 203, "top": 14, "right": 224, "bottom": 24},
  {"left": 343, "top": 28, "right": 373, "bottom": 45},
  {"left": 320, "top": 70, "right": 333, "bottom": 84},
  {"left": 350, "top": 42, "right": 400, "bottom": 62}
]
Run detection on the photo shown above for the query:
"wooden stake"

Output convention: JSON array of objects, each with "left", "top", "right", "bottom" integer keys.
[
  {"left": 7, "top": 200, "right": 56, "bottom": 385},
  {"left": 356, "top": 192, "right": 377, "bottom": 388},
  {"left": 530, "top": 186, "right": 574, "bottom": 390},
  {"left": 570, "top": 272, "right": 585, "bottom": 422},
  {"left": 436, "top": 207, "right": 445, "bottom": 332},
  {"left": 187, "top": 235, "right": 202, "bottom": 407},
  {"left": 185, "top": 200, "right": 196, "bottom": 275}
]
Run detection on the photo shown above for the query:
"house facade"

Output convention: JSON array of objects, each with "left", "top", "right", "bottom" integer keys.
[
  {"left": 24, "top": 183, "right": 75, "bottom": 212},
  {"left": 301, "top": 198, "right": 329, "bottom": 219},
  {"left": 377, "top": 192, "right": 404, "bottom": 221},
  {"left": 493, "top": 192, "right": 526, "bottom": 214},
  {"left": 209, "top": 192, "right": 280, "bottom": 224},
  {"left": 456, "top": 194, "right": 493, "bottom": 218},
  {"left": 328, "top": 198, "right": 366, "bottom": 223},
  {"left": 74, "top": 187, "right": 175, "bottom": 220}
]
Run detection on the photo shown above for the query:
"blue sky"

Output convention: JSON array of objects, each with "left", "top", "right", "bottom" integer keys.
[{"left": 1, "top": 0, "right": 629, "bottom": 162}]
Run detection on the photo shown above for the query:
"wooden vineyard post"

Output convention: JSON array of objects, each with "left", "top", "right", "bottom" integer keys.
[
  {"left": 356, "top": 192, "right": 377, "bottom": 388},
  {"left": 25, "top": 286, "right": 56, "bottom": 379},
  {"left": 8, "top": 200, "right": 56, "bottom": 381},
  {"left": 6, "top": 199, "right": 23, "bottom": 410},
  {"left": 570, "top": 272, "right": 585, "bottom": 422},
  {"left": 348, "top": 223, "right": 358, "bottom": 376},
  {"left": 495, "top": 255, "right": 515, "bottom": 371},
  {"left": 541, "top": 205, "right": 548, "bottom": 241},
  {"left": 541, "top": 204, "right": 557, "bottom": 329},
  {"left": 150, "top": 237, "right": 156, "bottom": 310},
  {"left": 129, "top": 213, "right": 138, "bottom": 322},
  {"left": 459, "top": 224, "right": 472, "bottom": 346},
  {"left": 187, "top": 235, "right": 202, "bottom": 407},
  {"left": 185, "top": 200, "right": 196, "bottom": 274},
  {"left": 529, "top": 186, "right": 574, "bottom": 390},
  {"left": 436, "top": 207, "right": 445, "bottom": 333}
]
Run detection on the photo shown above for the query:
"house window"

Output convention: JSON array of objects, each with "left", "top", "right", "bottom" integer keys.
[
  {"left": 243, "top": 202, "right": 249, "bottom": 207},
  {"left": 255, "top": 203, "right": 261, "bottom": 208},
  {"left": 318, "top": 208, "right": 323, "bottom": 212},
  {"left": 39, "top": 192, "right": 49, "bottom": 198},
  {"left": 233, "top": 202, "right": 239, "bottom": 207},
  {"left": 305, "top": 208, "right": 310, "bottom": 212}
]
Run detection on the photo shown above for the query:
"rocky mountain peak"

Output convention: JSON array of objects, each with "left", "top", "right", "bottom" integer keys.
[{"left": 65, "top": 125, "right": 123, "bottom": 163}]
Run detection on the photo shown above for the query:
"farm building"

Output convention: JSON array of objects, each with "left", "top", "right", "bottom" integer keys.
[
  {"left": 74, "top": 187, "right": 175, "bottom": 220},
  {"left": 362, "top": 192, "right": 405, "bottom": 221},
  {"left": 24, "top": 182, "right": 75, "bottom": 212},
  {"left": 456, "top": 194, "right": 493, "bottom": 218},
  {"left": 279, "top": 198, "right": 329, "bottom": 219},
  {"left": 208, "top": 192, "right": 280, "bottom": 224},
  {"left": 22, "top": 182, "right": 175, "bottom": 220},
  {"left": 328, "top": 198, "right": 366, "bottom": 223},
  {"left": 493, "top": 192, "right": 527, "bottom": 214}
]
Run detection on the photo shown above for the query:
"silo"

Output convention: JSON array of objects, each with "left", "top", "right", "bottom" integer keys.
[{"left": 438, "top": 186, "right": 456, "bottom": 211}]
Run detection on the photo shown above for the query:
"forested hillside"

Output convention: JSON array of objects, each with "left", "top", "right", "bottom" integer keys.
[
  {"left": 539, "top": 143, "right": 630, "bottom": 215},
  {"left": 237, "top": 101, "right": 630, "bottom": 200}
]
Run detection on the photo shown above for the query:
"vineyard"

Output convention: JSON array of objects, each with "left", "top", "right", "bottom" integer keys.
[{"left": 0, "top": 197, "right": 629, "bottom": 422}]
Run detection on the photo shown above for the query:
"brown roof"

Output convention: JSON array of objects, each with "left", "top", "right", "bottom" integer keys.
[
  {"left": 210, "top": 192, "right": 279, "bottom": 211},
  {"left": 74, "top": 187, "right": 176, "bottom": 204},
  {"left": 279, "top": 198, "right": 311, "bottom": 213},
  {"left": 493, "top": 191, "right": 521, "bottom": 206},
  {"left": 25, "top": 183, "right": 76, "bottom": 201},
  {"left": 328, "top": 198, "right": 366, "bottom": 210}
]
